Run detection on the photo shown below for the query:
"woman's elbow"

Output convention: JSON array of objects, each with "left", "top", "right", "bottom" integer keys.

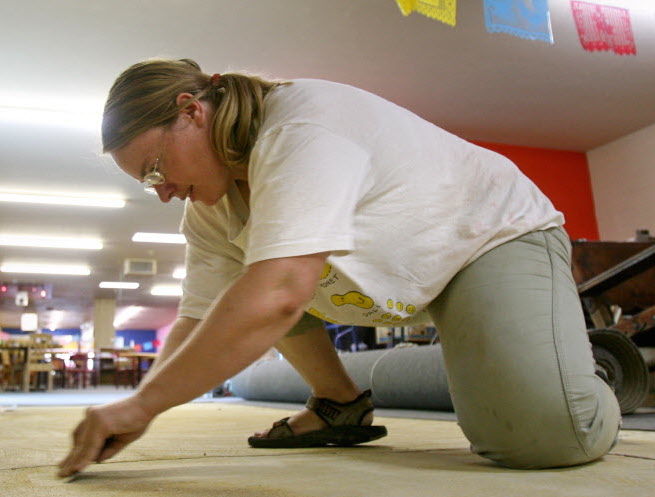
[{"left": 272, "top": 287, "right": 314, "bottom": 320}]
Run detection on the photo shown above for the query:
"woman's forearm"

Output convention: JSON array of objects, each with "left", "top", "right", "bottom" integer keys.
[
  {"left": 140, "top": 317, "right": 199, "bottom": 386},
  {"left": 134, "top": 261, "right": 313, "bottom": 416}
]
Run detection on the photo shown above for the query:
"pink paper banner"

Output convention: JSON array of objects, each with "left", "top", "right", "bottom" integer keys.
[{"left": 571, "top": 1, "right": 636, "bottom": 55}]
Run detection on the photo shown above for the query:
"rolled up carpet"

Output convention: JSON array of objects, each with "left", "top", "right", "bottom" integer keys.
[{"left": 229, "top": 344, "right": 453, "bottom": 411}]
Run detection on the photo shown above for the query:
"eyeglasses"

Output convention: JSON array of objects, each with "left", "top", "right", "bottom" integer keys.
[{"left": 142, "top": 156, "right": 166, "bottom": 193}]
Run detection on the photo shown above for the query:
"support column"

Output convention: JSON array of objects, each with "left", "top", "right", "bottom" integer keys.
[{"left": 93, "top": 298, "right": 116, "bottom": 349}]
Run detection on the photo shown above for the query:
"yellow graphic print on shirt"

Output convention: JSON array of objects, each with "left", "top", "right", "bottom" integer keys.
[
  {"left": 374, "top": 298, "right": 418, "bottom": 325},
  {"left": 331, "top": 291, "right": 375, "bottom": 309},
  {"left": 320, "top": 263, "right": 332, "bottom": 280},
  {"left": 386, "top": 299, "right": 417, "bottom": 314},
  {"left": 373, "top": 315, "right": 411, "bottom": 325}
]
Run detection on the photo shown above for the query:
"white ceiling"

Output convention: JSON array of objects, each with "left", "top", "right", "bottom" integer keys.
[{"left": 1, "top": 0, "right": 654, "bottom": 331}]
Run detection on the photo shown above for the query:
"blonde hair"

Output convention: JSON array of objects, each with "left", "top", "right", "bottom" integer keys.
[{"left": 102, "top": 58, "right": 289, "bottom": 167}]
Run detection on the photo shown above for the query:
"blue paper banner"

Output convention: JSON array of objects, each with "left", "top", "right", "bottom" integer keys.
[{"left": 484, "top": 0, "right": 554, "bottom": 43}]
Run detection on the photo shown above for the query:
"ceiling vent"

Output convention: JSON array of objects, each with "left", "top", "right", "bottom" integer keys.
[{"left": 123, "top": 258, "right": 157, "bottom": 276}]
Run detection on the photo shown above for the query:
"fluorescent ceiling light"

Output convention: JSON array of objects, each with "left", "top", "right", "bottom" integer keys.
[
  {"left": 0, "top": 190, "right": 125, "bottom": 208},
  {"left": 0, "top": 262, "right": 91, "bottom": 275},
  {"left": 113, "top": 305, "right": 145, "bottom": 328},
  {"left": 151, "top": 284, "right": 183, "bottom": 296},
  {"left": 0, "top": 234, "right": 103, "bottom": 250},
  {"left": 0, "top": 94, "right": 103, "bottom": 131},
  {"left": 172, "top": 266, "right": 186, "bottom": 279},
  {"left": 99, "top": 281, "right": 140, "bottom": 290},
  {"left": 132, "top": 232, "right": 186, "bottom": 244},
  {"left": 21, "top": 312, "right": 39, "bottom": 332},
  {"left": 0, "top": 94, "right": 103, "bottom": 112},
  {"left": 0, "top": 107, "right": 101, "bottom": 131}
]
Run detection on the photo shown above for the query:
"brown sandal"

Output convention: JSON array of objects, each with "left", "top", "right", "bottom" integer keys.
[{"left": 247, "top": 390, "right": 387, "bottom": 448}]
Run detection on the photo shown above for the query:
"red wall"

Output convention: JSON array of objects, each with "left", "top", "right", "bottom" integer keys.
[{"left": 474, "top": 141, "right": 599, "bottom": 240}]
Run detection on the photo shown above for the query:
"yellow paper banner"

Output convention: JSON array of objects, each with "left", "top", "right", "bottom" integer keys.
[{"left": 395, "top": 0, "right": 457, "bottom": 27}]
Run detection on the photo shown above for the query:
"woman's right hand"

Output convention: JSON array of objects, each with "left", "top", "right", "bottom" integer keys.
[{"left": 57, "top": 396, "right": 154, "bottom": 478}]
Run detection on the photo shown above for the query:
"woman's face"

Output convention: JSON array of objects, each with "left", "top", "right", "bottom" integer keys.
[{"left": 111, "top": 97, "right": 234, "bottom": 206}]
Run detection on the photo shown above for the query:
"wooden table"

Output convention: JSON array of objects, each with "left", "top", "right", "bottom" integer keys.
[{"left": 117, "top": 352, "right": 159, "bottom": 384}]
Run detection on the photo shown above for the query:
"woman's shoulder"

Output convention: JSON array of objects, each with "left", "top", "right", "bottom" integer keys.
[
  {"left": 260, "top": 79, "right": 373, "bottom": 138},
  {"left": 269, "top": 78, "right": 371, "bottom": 104},
  {"left": 265, "top": 78, "right": 344, "bottom": 113}
]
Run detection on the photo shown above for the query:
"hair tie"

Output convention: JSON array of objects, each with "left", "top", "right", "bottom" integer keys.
[{"left": 210, "top": 73, "right": 221, "bottom": 87}]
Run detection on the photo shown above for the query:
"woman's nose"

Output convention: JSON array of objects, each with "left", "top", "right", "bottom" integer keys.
[{"left": 154, "top": 183, "right": 176, "bottom": 203}]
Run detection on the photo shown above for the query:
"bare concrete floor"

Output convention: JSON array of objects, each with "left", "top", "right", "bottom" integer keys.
[{"left": 1, "top": 403, "right": 654, "bottom": 497}]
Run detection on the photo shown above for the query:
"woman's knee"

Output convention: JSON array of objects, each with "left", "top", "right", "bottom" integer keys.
[{"left": 464, "top": 379, "right": 621, "bottom": 469}]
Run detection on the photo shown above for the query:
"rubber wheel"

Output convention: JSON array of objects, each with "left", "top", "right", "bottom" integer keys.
[{"left": 588, "top": 328, "right": 649, "bottom": 415}]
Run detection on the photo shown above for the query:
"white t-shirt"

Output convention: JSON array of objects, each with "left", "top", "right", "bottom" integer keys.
[{"left": 179, "top": 79, "right": 564, "bottom": 326}]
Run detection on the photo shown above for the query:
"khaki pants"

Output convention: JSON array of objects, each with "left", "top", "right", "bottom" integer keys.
[{"left": 426, "top": 227, "right": 621, "bottom": 469}]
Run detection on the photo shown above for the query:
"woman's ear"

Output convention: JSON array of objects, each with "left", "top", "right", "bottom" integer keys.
[
  {"left": 174, "top": 93, "right": 206, "bottom": 127},
  {"left": 175, "top": 92, "right": 195, "bottom": 108}
]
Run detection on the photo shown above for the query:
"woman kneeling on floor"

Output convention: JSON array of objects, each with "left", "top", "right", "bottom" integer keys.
[{"left": 58, "top": 59, "right": 620, "bottom": 477}]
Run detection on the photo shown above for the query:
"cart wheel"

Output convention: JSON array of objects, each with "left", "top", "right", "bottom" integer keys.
[{"left": 588, "top": 328, "right": 649, "bottom": 415}]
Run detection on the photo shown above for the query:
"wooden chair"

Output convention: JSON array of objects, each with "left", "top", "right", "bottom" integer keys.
[
  {"left": 113, "top": 354, "right": 138, "bottom": 388},
  {"left": 65, "top": 353, "right": 98, "bottom": 388},
  {"left": 0, "top": 347, "right": 29, "bottom": 391},
  {"left": 23, "top": 333, "right": 55, "bottom": 391},
  {"left": 50, "top": 357, "right": 67, "bottom": 389},
  {"left": 0, "top": 349, "right": 14, "bottom": 391}
]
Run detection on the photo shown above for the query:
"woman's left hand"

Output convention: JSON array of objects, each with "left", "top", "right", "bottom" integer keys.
[{"left": 57, "top": 396, "right": 154, "bottom": 478}]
